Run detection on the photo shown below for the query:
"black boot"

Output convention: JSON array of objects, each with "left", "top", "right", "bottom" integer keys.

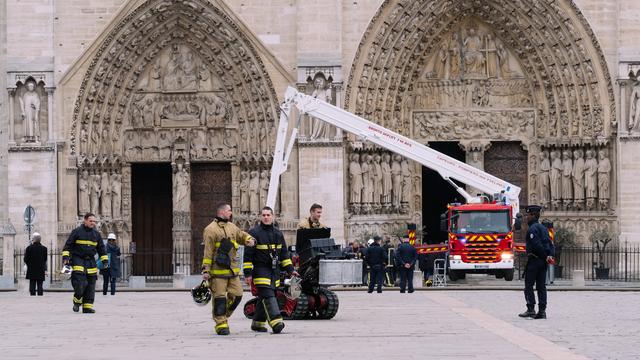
[
  {"left": 251, "top": 321, "right": 268, "bottom": 333},
  {"left": 534, "top": 305, "right": 546, "bottom": 319},
  {"left": 518, "top": 304, "right": 535, "bottom": 318},
  {"left": 73, "top": 303, "right": 80, "bottom": 313}
]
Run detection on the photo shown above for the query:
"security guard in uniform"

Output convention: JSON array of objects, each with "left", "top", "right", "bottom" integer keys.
[
  {"left": 244, "top": 206, "right": 298, "bottom": 333},
  {"left": 519, "top": 205, "right": 555, "bottom": 319},
  {"left": 201, "top": 203, "right": 255, "bottom": 335},
  {"left": 297, "top": 203, "right": 327, "bottom": 229},
  {"left": 62, "top": 213, "right": 107, "bottom": 313}
]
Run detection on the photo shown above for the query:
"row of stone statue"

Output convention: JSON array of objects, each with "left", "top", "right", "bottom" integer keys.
[
  {"left": 349, "top": 152, "right": 411, "bottom": 215},
  {"left": 239, "top": 169, "right": 270, "bottom": 214},
  {"left": 538, "top": 147, "right": 611, "bottom": 211},
  {"left": 78, "top": 168, "right": 122, "bottom": 219}
]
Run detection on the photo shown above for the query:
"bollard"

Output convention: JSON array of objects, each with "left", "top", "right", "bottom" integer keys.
[
  {"left": 413, "top": 270, "right": 423, "bottom": 289},
  {"left": 129, "top": 276, "right": 146, "bottom": 289},
  {"left": 572, "top": 269, "right": 585, "bottom": 287}
]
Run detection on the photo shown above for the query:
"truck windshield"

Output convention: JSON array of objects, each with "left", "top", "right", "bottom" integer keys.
[{"left": 450, "top": 210, "right": 510, "bottom": 234}]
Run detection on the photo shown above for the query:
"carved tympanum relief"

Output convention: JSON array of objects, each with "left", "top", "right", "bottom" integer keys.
[{"left": 72, "top": 0, "right": 280, "bottom": 223}]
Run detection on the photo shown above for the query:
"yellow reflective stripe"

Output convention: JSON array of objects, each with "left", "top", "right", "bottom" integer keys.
[
  {"left": 73, "top": 297, "right": 83, "bottom": 304},
  {"left": 280, "top": 259, "right": 292, "bottom": 267},
  {"left": 254, "top": 321, "right": 266, "bottom": 326},
  {"left": 214, "top": 243, "right": 220, "bottom": 248},
  {"left": 243, "top": 262, "right": 253, "bottom": 269},
  {"left": 253, "top": 278, "right": 271, "bottom": 285},
  {"left": 202, "top": 258, "right": 212, "bottom": 265},
  {"left": 211, "top": 268, "right": 240, "bottom": 275},
  {"left": 86, "top": 268, "right": 99, "bottom": 275},
  {"left": 72, "top": 265, "right": 85, "bottom": 272},
  {"left": 256, "top": 244, "right": 283, "bottom": 250},
  {"left": 82, "top": 303, "right": 93, "bottom": 309},
  {"left": 99, "top": 255, "right": 108, "bottom": 262},
  {"left": 231, "top": 239, "right": 239, "bottom": 249},
  {"left": 62, "top": 251, "right": 70, "bottom": 257},
  {"left": 269, "top": 318, "right": 283, "bottom": 327},
  {"left": 215, "top": 323, "right": 229, "bottom": 330},
  {"left": 76, "top": 240, "right": 98, "bottom": 246},
  {"left": 275, "top": 280, "right": 281, "bottom": 287},
  {"left": 244, "top": 235, "right": 252, "bottom": 242}
]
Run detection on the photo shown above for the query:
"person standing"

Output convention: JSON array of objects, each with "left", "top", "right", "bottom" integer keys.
[
  {"left": 62, "top": 213, "right": 107, "bottom": 313},
  {"left": 102, "top": 233, "right": 121, "bottom": 296},
  {"left": 395, "top": 237, "right": 417, "bottom": 293},
  {"left": 244, "top": 206, "right": 298, "bottom": 333},
  {"left": 201, "top": 203, "right": 255, "bottom": 335},
  {"left": 364, "top": 236, "right": 386, "bottom": 293},
  {"left": 297, "top": 203, "right": 327, "bottom": 229},
  {"left": 24, "top": 232, "right": 47, "bottom": 296},
  {"left": 519, "top": 205, "right": 555, "bottom": 319}
]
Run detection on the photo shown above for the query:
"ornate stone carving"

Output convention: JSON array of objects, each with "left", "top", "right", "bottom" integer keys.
[
  {"left": 413, "top": 110, "right": 534, "bottom": 141},
  {"left": 19, "top": 80, "right": 41, "bottom": 142},
  {"left": 173, "top": 164, "right": 190, "bottom": 213},
  {"left": 78, "top": 169, "right": 91, "bottom": 215},
  {"left": 572, "top": 149, "right": 585, "bottom": 210},
  {"left": 597, "top": 149, "right": 611, "bottom": 210},
  {"left": 249, "top": 170, "right": 260, "bottom": 214},
  {"left": 111, "top": 170, "right": 122, "bottom": 219}
]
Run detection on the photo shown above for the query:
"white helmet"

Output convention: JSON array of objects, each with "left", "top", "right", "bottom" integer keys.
[
  {"left": 367, "top": 238, "right": 374, "bottom": 246},
  {"left": 60, "top": 265, "right": 72, "bottom": 280},
  {"left": 107, "top": 233, "right": 117, "bottom": 240}
]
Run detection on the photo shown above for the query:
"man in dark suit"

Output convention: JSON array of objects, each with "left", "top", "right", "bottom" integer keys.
[
  {"left": 364, "top": 236, "right": 386, "bottom": 293},
  {"left": 24, "top": 233, "right": 48, "bottom": 296},
  {"left": 395, "top": 237, "right": 417, "bottom": 293}
]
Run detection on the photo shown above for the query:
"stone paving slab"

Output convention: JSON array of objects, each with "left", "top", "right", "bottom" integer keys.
[{"left": 0, "top": 290, "right": 637, "bottom": 359}]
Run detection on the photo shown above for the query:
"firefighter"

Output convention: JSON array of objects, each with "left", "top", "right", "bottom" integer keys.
[
  {"left": 364, "top": 235, "right": 386, "bottom": 293},
  {"left": 201, "top": 203, "right": 256, "bottom": 335},
  {"left": 244, "top": 206, "right": 298, "bottom": 333},
  {"left": 62, "top": 213, "right": 107, "bottom": 313},
  {"left": 519, "top": 205, "right": 555, "bottom": 319},
  {"left": 297, "top": 203, "right": 327, "bottom": 229}
]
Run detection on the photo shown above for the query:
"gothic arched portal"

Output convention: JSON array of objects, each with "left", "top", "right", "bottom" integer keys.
[{"left": 345, "top": 0, "right": 616, "bottom": 242}]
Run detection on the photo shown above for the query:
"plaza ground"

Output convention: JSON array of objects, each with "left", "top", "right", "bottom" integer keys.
[{"left": 1, "top": 287, "right": 638, "bottom": 359}]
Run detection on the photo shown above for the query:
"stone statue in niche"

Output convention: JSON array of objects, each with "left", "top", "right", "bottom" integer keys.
[
  {"left": 349, "top": 153, "right": 363, "bottom": 211},
  {"left": 538, "top": 150, "right": 550, "bottom": 209},
  {"left": 401, "top": 158, "right": 411, "bottom": 213},
  {"left": 381, "top": 153, "right": 392, "bottom": 209},
  {"left": 496, "top": 40, "right": 511, "bottom": 79},
  {"left": 90, "top": 171, "right": 101, "bottom": 215},
  {"left": 239, "top": 171, "right": 250, "bottom": 213},
  {"left": 20, "top": 81, "right": 41, "bottom": 142},
  {"left": 307, "top": 73, "right": 333, "bottom": 140},
  {"left": 549, "top": 150, "right": 562, "bottom": 209},
  {"left": 111, "top": 170, "right": 122, "bottom": 219},
  {"left": 360, "top": 154, "right": 373, "bottom": 213},
  {"left": 372, "top": 154, "right": 383, "bottom": 211},
  {"left": 142, "top": 98, "right": 155, "bottom": 127},
  {"left": 223, "top": 129, "right": 237, "bottom": 157},
  {"left": 584, "top": 149, "right": 598, "bottom": 209},
  {"left": 259, "top": 170, "right": 269, "bottom": 209},
  {"left": 463, "top": 26, "right": 485, "bottom": 78},
  {"left": 572, "top": 149, "right": 585, "bottom": 210},
  {"left": 449, "top": 32, "right": 461, "bottom": 79},
  {"left": 391, "top": 154, "right": 403, "bottom": 210},
  {"left": 78, "top": 169, "right": 90, "bottom": 215},
  {"left": 485, "top": 34, "right": 498, "bottom": 78},
  {"left": 150, "top": 60, "right": 162, "bottom": 91},
  {"left": 249, "top": 170, "right": 260, "bottom": 214},
  {"left": 163, "top": 45, "right": 198, "bottom": 92},
  {"left": 101, "top": 170, "right": 111, "bottom": 218},
  {"left": 629, "top": 83, "right": 640, "bottom": 132},
  {"left": 561, "top": 150, "right": 573, "bottom": 209},
  {"left": 198, "top": 64, "right": 213, "bottom": 91},
  {"left": 173, "top": 163, "right": 190, "bottom": 212},
  {"left": 259, "top": 124, "right": 268, "bottom": 156},
  {"left": 597, "top": 149, "right": 611, "bottom": 209},
  {"left": 158, "top": 130, "right": 172, "bottom": 159}
]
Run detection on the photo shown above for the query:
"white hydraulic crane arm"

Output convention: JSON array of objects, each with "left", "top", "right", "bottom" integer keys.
[{"left": 267, "top": 86, "right": 521, "bottom": 217}]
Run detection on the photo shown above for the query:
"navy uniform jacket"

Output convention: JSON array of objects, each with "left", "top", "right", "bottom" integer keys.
[
  {"left": 245, "top": 222, "right": 294, "bottom": 288},
  {"left": 395, "top": 242, "right": 417, "bottom": 269},
  {"left": 364, "top": 243, "right": 386, "bottom": 268},
  {"left": 525, "top": 221, "right": 555, "bottom": 259}
]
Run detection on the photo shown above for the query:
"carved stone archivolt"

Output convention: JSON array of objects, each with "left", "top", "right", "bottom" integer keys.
[
  {"left": 70, "top": 0, "right": 280, "bottom": 234},
  {"left": 345, "top": 0, "right": 617, "bottom": 241}
]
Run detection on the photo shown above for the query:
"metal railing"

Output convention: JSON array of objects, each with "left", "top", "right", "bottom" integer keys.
[{"left": 515, "top": 245, "right": 640, "bottom": 282}]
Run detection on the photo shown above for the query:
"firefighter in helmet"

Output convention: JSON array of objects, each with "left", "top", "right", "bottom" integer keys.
[
  {"left": 244, "top": 206, "right": 298, "bottom": 333},
  {"left": 201, "top": 202, "right": 255, "bottom": 335},
  {"left": 62, "top": 212, "right": 107, "bottom": 313}
]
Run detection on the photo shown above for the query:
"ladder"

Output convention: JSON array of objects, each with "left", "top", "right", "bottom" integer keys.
[{"left": 433, "top": 258, "right": 447, "bottom": 287}]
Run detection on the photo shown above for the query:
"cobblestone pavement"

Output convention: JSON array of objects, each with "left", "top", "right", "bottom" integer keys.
[{"left": 1, "top": 289, "right": 638, "bottom": 360}]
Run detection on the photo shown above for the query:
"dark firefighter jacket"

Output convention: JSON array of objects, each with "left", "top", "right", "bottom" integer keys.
[
  {"left": 395, "top": 242, "right": 417, "bottom": 269},
  {"left": 526, "top": 221, "right": 555, "bottom": 259},
  {"left": 62, "top": 225, "right": 107, "bottom": 276},
  {"left": 244, "top": 222, "right": 294, "bottom": 288}
]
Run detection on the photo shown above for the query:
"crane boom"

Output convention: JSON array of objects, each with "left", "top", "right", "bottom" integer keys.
[{"left": 267, "top": 86, "right": 521, "bottom": 218}]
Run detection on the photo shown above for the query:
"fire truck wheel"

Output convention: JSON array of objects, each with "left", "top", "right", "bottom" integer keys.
[
  {"left": 503, "top": 269, "right": 514, "bottom": 281},
  {"left": 448, "top": 269, "right": 459, "bottom": 281},
  {"left": 495, "top": 272, "right": 505, "bottom": 279}
]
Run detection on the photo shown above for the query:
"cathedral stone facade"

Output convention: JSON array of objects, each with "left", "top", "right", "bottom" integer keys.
[{"left": 1, "top": 0, "right": 640, "bottom": 277}]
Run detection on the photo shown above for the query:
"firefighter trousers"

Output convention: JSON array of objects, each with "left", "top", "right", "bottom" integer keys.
[
  {"left": 71, "top": 271, "right": 97, "bottom": 310},
  {"left": 209, "top": 276, "right": 243, "bottom": 331},
  {"left": 252, "top": 286, "right": 284, "bottom": 330}
]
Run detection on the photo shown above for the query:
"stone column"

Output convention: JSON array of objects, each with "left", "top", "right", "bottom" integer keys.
[
  {"left": 8, "top": 89, "right": 15, "bottom": 144},
  {"left": 1, "top": 220, "right": 16, "bottom": 282},
  {"left": 172, "top": 165, "right": 191, "bottom": 275},
  {"left": 46, "top": 88, "right": 54, "bottom": 143},
  {"left": 459, "top": 140, "right": 492, "bottom": 196}
]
